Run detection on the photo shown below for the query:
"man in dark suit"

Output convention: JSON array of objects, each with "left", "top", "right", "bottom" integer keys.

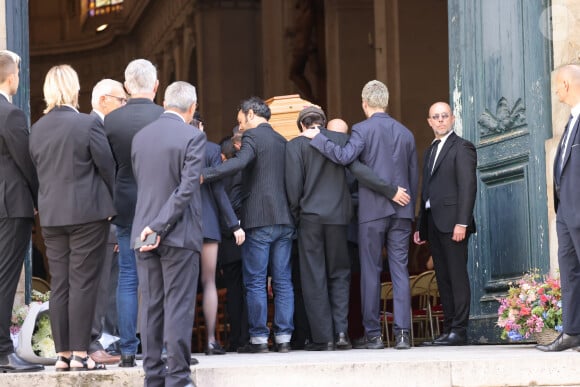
[
  {"left": 0, "top": 50, "right": 43, "bottom": 373},
  {"left": 202, "top": 97, "right": 295, "bottom": 353},
  {"left": 132, "top": 81, "right": 205, "bottom": 387},
  {"left": 104, "top": 59, "right": 164, "bottom": 367},
  {"left": 286, "top": 106, "right": 410, "bottom": 351},
  {"left": 88, "top": 78, "right": 126, "bottom": 365},
  {"left": 537, "top": 64, "right": 580, "bottom": 352},
  {"left": 302, "top": 80, "right": 418, "bottom": 349},
  {"left": 413, "top": 102, "right": 477, "bottom": 346}
]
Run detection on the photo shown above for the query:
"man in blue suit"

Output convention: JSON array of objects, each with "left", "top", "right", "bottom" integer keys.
[
  {"left": 538, "top": 64, "right": 580, "bottom": 352},
  {"left": 302, "top": 80, "right": 418, "bottom": 349},
  {"left": 131, "top": 81, "right": 205, "bottom": 386}
]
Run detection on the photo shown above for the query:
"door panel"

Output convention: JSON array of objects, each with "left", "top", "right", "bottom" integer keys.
[{"left": 448, "top": 0, "right": 552, "bottom": 342}]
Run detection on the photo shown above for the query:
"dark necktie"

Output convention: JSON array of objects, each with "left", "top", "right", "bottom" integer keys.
[
  {"left": 428, "top": 139, "right": 441, "bottom": 175},
  {"left": 557, "top": 115, "right": 574, "bottom": 181},
  {"left": 422, "top": 139, "right": 441, "bottom": 202}
]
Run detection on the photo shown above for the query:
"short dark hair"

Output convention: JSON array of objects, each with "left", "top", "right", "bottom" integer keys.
[
  {"left": 239, "top": 96, "right": 271, "bottom": 120},
  {"left": 219, "top": 136, "right": 237, "bottom": 159}
]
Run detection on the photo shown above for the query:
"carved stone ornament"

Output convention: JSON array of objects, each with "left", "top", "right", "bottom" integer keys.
[{"left": 478, "top": 97, "right": 526, "bottom": 137}]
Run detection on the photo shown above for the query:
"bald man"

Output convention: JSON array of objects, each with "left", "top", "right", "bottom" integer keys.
[
  {"left": 327, "top": 118, "right": 348, "bottom": 134},
  {"left": 537, "top": 64, "right": 580, "bottom": 351},
  {"left": 414, "top": 102, "right": 477, "bottom": 346}
]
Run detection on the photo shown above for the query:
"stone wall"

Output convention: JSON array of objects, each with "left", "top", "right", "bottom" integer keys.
[{"left": 547, "top": 0, "right": 580, "bottom": 273}]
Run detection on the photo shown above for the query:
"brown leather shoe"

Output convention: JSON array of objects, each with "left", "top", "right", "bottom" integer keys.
[{"left": 89, "top": 350, "right": 121, "bottom": 365}]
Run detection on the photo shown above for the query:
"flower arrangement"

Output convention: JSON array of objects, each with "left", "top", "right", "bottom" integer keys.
[
  {"left": 31, "top": 314, "right": 55, "bottom": 358},
  {"left": 10, "top": 290, "right": 50, "bottom": 336},
  {"left": 496, "top": 269, "right": 562, "bottom": 341}
]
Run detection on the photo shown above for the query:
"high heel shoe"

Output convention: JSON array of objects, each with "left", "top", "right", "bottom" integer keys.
[
  {"left": 55, "top": 355, "right": 70, "bottom": 372},
  {"left": 69, "top": 354, "right": 106, "bottom": 371},
  {"left": 205, "top": 341, "right": 226, "bottom": 355}
]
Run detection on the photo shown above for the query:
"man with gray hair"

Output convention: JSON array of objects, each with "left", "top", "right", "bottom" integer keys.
[
  {"left": 302, "top": 80, "right": 418, "bottom": 350},
  {"left": 88, "top": 78, "right": 126, "bottom": 365},
  {"left": 104, "top": 59, "right": 164, "bottom": 367},
  {"left": 0, "top": 50, "right": 43, "bottom": 372},
  {"left": 132, "top": 81, "right": 205, "bottom": 387}
]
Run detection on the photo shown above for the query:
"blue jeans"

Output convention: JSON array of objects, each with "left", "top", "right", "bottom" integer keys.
[
  {"left": 116, "top": 225, "right": 140, "bottom": 354},
  {"left": 242, "top": 225, "right": 294, "bottom": 344}
]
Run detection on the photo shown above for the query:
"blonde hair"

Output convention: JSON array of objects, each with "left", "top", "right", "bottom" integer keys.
[
  {"left": 361, "top": 80, "right": 389, "bottom": 110},
  {"left": 43, "top": 65, "right": 80, "bottom": 114}
]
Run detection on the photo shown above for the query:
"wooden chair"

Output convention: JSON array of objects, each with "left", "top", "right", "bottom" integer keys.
[
  {"left": 409, "top": 270, "right": 436, "bottom": 345},
  {"left": 31, "top": 277, "right": 50, "bottom": 294},
  {"left": 380, "top": 281, "right": 394, "bottom": 347},
  {"left": 427, "top": 273, "right": 445, "bottom": 337}
]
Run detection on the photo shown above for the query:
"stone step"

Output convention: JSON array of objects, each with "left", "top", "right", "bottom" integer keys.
[{"left": 1, "top": 345, "right": 579, "bottom": 387}]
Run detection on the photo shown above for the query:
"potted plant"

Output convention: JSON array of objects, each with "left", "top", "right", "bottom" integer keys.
[{"left": 496, "top": 270, "right": 562, "bottom": 344}]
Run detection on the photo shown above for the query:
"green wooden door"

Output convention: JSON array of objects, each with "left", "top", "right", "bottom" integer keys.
[{"left": 448, "top": 0, "right": 553, "bottom": 342}]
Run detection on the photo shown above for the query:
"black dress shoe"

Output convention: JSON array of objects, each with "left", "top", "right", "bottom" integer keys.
[
  {"left": 275, "top": 342, "right": 291, "bottom": 353},
  {"left": 0, "top": 353, "right": 44, "bottom": 373},
  {"left": 394, "top": 330, "right": 411, "bottom": 350},
  {"left": 237, "top": 343, "right": 269, "bottom": 354},
  {"left": 432, "top": 331, "right": 467, "bottom": 346},
  {"left": 352, "top": 335, "right": 384, "bottom": 349},
  {"left": 305, "top": 341, "right": 334, "bottom": 351},
  {"left": 205, "top": 341, "right": 226, "bottom": 355},
  {"left": 421, "top": 333, "right": 449, "bottom": 346},
  {"left": 118, "top": 354, "right": 136, "bottom": 367},
  {"left": 335, "top": 332, "right": 352, "bottom": 350},
  {"left": 536, "top": 333, "right": 580, "bottom": 352}
]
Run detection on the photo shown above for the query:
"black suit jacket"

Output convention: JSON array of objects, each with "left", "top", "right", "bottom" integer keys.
[
  {"left": 0, "top": 94, "right": 37, "bottom": 218},
  {"left": 29, "top": 106, "right": 116, "bottom": 227},
  {"left": 104, "top": 98, "right": 164, "bottom": 227},
  {"left": 131, "top": 112, "right": 206, "bottom": 252},
  {"left": 554, "top": 117, "right": 580, "bottom": 227},
  {"left": 203, "top": 122, "right": 293, "bottom": 229},
  {"left": 417, "top": 132, "right": 477, "bottom": 239},
  {"left": 285, "top": 128, "right": 397, "bottom": 225}
]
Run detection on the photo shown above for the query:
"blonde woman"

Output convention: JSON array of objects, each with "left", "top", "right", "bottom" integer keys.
[{"left": 29, "top": 65, "right": 116, "bottom": 371}]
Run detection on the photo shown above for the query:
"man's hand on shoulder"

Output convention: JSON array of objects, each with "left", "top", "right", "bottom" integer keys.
[
  {"left": 300, "top": 128, "right": 320, "bottom": 139},
  {"left": 391, "top": 186, "right": 410, "bottom": 206}
]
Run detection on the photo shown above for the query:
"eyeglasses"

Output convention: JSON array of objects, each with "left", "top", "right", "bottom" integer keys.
[
  {"left": 105, "top": 94, "right": 127, "bottom": 104},
  {"left": 430, "top": 113, "right": 450, "bottom": 120}
]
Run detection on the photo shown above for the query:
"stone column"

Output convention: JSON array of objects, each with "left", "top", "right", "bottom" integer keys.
[{"left": 547, "top": 0, "right": 580, "bottom": 273}]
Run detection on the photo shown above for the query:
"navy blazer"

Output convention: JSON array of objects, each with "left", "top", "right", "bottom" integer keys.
[
  {"left": 554, "top": 117, "right": 580, "bottom": 227},
  {"left": 104, "top": 98, "right": 164, "bottom": 227},
  {"left": 310, "top": 112, "right": 418, "bottom": 223},
  {"left": 0, "top": 94, "right": 38, "bottom": 218},
  {"left": 131, "top": 112, "right": 206, "bottom": 252},
  {"left": 29, "top": 106, "right": 116, "bottom": 227},
  {"left": 417, "top": 132, "right": 477, "bottom": 238},
  {"left": 202, "top": 142, "right": 239, "bottom": 240}
]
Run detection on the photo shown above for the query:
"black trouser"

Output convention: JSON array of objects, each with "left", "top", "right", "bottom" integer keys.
[
  {"left": 0, "top": 218, "right": 33, "bottom": 355},
  {"left": 298, "top": 219, "right": 350, "bottom": 343},
  {"left": 427, "top": 211, "right": 471, "bottom": 334},
  {"left": 42, "top": 220, "right": 109, "bottom": 352},
  {"left": 219, "top": 237, "right": 248, "bottom": 350}
]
